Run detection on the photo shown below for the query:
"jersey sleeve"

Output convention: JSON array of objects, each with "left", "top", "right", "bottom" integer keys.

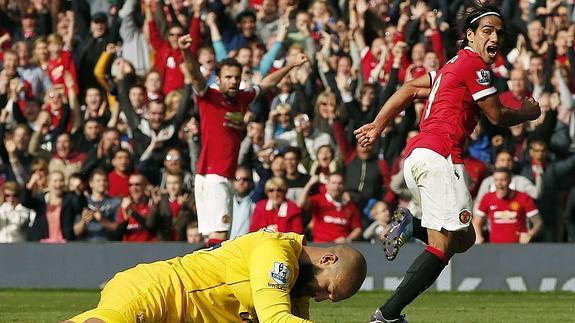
[
  {"left": 239, "top": 85, "right": 261, "bottom": 107},
  {"left": 522, "top": 194, "right": 539, "bottom": 218},
  {"left": 248, "top": 239, "right": 313, "bottom": 323},
  {"left": 463, "top": 57, "right": 497, "bottom": 101}
]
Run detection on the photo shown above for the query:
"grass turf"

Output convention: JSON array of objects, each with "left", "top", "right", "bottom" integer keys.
[{"left": 1, "top": 289, "right": 574, "bottom": 322}]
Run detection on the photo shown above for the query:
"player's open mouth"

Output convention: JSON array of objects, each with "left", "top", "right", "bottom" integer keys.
[{"left": 486, "top": 45, "right": 498, "bottom": 58}]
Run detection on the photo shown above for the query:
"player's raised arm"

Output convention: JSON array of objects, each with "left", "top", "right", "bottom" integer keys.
[
  {"left": 477, "top": 95, "right": 541, "bottom": 127},
  {"left": 179, "top": 34, "right": 207, "bottom": 95},
  {"left": 354, "top": 74, "right": 431, "bottom": 147}
]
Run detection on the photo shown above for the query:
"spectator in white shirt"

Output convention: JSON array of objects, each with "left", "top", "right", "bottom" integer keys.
[{"left": 0, "top": 181, "right": 35, "bottom": 243}]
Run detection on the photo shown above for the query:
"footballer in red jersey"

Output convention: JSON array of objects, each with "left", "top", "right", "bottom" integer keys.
[
  {"left": 474, "top": 168, "right": 542, "bottom": 244},
  {"left": 357, "top": 5, "right": 541, "bottom": 322},
  {"left": 178, "top": 34, "right": 309, "bottom": 246}
]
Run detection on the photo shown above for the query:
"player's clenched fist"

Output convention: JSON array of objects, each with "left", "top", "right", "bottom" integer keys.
[
  {"left": 178, "top": 34, "right": 193, "bottom": 49},
  {"left": 521, "top": 97, "right": 541, "bottom": 120}
]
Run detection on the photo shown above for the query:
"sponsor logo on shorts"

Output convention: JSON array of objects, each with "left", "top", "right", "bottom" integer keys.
[
  {"left": 476, "top": 69, "right": 491, "bottom": 86},
  {"left": 459, "top": 209, "right": 472, "bottom": 224},
  {"left": 270, "top": 261, "right": 289, "bottom": 289}
]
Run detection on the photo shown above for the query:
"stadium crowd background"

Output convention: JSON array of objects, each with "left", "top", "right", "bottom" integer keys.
[{"left": 0, "top": 0, "right": 574, "bottom": 244}]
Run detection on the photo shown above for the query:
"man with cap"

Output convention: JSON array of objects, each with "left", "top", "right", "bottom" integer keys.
[{"left": 74, "top": 9, "right": 115, "bottom": 97}]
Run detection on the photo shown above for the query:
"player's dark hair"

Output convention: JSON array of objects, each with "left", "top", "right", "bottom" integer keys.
[
  {"left": 216, "top": 58, "right": 243, "bottom": 77},
  {"left": 459, "top": 3, "right": 503, "bottom": 49}
]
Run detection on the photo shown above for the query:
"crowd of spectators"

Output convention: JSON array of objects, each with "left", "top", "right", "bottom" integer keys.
[{"left": 0, "top": 0, "right": 574, "bottom": 245}]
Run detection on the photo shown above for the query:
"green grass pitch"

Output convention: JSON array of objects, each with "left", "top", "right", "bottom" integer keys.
[{"left": 1, "top": 289, "right": 574, "bottom": 322}]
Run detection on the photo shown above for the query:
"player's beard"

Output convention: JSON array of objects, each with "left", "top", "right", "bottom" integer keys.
[{"left": 290, "top": 263, "right": 322, "bottom": 298}]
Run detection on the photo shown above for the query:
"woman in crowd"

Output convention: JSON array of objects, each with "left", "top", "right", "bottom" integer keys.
[{"left": 249, "top": 177, "right": 303, "bottom": 234}]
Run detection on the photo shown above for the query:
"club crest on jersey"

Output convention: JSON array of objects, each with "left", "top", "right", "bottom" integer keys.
[
  {"left": 270, "top": 261, "right": 289, "bottom": 286},
  {"left": 475, "top": 69, "right": 491, "bottom": 86}
]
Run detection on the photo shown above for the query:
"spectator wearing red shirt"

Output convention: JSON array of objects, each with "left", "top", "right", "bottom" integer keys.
[
  {"left": 145, "top": 0, "right": 189, "bottom": 95},
  {"left": 474, "top": 168, "right": 543, "bottom": 244},
  {"left": 298, "top": 173, "right": 362, "bottom": 243},
  {"left": 499, "top": 68, "right": 531, "bottom": 111},
  {"left": 249, "top": 177, "right": 303, "bottom": 234},
  {"left": 107, "top": 149, "right": 131, "bottom": 198},
  {"left": 181, "top": 34, "right": 309, "bottom": 246},
  {"left": 115, "top": 174, "right": 155, "bottom": 242},
  {"left": 46, "top": 34, "right": 78, "bottom": 95}
]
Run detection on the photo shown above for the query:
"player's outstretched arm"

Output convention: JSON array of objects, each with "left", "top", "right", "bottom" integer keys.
[
  {"left": 478, "top": 95, "right": 541, "bottom": 127},
  {"left": 178, "top": 34, "right": 207, "bottom": 95},
  {"left": 354, "top": 74, "right": 431, "bottom": 147}
]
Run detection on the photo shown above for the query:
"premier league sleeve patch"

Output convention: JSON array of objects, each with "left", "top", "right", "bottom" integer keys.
[
  {"left": 269, "top": 261, "right": 290, "bottom": 290},
  {"left": 475, "top": 69, "right": 491, "bottom": 86}
]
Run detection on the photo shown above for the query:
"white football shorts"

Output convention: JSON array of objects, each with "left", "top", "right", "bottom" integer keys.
[
  {"left": 194, "top": 174, "right": 233, "bottom": 234},
  {"left": 403, "top": 148, "right": 473, "bottom": 232}
]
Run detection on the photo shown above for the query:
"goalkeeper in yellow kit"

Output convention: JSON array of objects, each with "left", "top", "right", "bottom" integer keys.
[{"left": 66, "top": 230, "right": 367, "bottom": 322}]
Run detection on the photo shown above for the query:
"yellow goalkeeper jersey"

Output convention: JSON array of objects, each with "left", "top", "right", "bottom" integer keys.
[{"left": 69, "top": 230, "right": 312, "bottom": 323}]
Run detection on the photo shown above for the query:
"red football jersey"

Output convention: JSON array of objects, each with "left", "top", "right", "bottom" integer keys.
[
  {"left": 477, "top": 190, "right": 539, "bottom": 243},
  {"left": 108, "top": 171, "right": 129, "bottom": 198},
  {"left": 196, "top": 86, "right": 259, "bottom": 179},
  {"left": 249, "top": 199, "right": 303, "bottom": 234},
  {"left": 309, "top": 193, "right": 362, "bottom": 243},
  {"left": 405, "top": 47, "right": 497, "bottom": 163}
]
